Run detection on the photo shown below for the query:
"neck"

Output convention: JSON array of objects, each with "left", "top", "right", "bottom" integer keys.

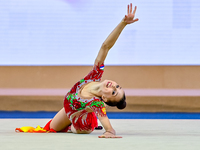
[{"left": 82, "top": 82, "right": 102, "bottom": 98}]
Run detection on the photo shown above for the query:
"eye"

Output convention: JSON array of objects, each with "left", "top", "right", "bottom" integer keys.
[
  {"left": 116, "top": 85, "right": 119, "bottom": 88},
  {"left": 112, "top": 90, "right": 116, "bottom": 95}
]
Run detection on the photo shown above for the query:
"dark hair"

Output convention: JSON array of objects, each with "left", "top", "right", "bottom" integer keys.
[{"left": 104, "top": 94, "right": 126, "bottom": 110}]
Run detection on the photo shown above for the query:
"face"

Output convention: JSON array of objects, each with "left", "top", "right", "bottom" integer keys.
[{"left": 100, "top": 80, "right": 124, "bottom": 103}]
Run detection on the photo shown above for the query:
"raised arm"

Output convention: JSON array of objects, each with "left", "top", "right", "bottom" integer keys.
[{"left": 94, "top": 3, "right": 139, "bottom": 66}]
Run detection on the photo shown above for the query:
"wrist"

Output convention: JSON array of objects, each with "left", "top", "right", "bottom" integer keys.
[
  {"left": 121, "top": 18, "right": 128, "bottom": 25},
  {"left": 104, "top": 129, "right": 116, "bottom": 135}
]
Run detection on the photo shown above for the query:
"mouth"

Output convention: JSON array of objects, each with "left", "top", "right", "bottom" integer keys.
[{"left": 106, "top": 82, "right": 112, "bottom": 88}]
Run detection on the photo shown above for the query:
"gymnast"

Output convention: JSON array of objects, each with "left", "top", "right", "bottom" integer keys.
[{"left": 16, "top": 3, "right": 139, "bottom": 138}]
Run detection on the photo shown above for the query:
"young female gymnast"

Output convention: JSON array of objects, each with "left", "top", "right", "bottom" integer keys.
[{"left": 16, "top": 3, "right": 139, "bottom": 138}]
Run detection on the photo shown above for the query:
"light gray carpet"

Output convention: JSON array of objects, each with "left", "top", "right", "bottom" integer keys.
[{"left": 0, "top": 119, "right": 200, "bottom": 150}]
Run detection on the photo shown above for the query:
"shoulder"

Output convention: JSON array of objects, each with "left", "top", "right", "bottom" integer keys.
[
  {"left": 84, "top": 63, "right": 105, "bottom": 81},
  {"left": 93, "top": 63, "right": 104, "bottom": 71}
]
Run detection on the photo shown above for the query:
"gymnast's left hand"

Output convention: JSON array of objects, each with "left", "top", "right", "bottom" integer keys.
[{"left": 98, "top": 131, "right": 122, "bottom": 138}]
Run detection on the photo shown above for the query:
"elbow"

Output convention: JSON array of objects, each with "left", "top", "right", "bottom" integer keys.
[{"left": 101, "top": 42, "right": 110, "bottom": 51}]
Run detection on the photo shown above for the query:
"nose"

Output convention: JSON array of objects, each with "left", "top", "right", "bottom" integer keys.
[{"left": 112, "top": 85, "right": 116, "bottom": 89}]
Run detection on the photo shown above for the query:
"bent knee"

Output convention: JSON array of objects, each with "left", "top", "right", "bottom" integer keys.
[
  {"left": 76, "top": 130, "right": 92, "bottom": 134},
  {"left": 71, "top": 125, "right": 93, "bottom": 134}
]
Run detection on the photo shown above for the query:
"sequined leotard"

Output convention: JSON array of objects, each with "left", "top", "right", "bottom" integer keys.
[{"left": 63, "top": 64, "right": 106, "bottom": 131}]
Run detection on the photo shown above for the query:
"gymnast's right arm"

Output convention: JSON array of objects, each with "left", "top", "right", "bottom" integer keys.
[{"left": 94, "top": 3, "right": 139, "bottom": 66}]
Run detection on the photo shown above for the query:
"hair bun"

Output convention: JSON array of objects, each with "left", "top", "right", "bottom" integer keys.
[{"left": 117, "top": 101, "right": 126, "bottom": 109}]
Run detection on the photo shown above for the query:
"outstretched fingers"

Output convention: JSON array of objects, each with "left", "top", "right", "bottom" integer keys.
[
  {"left": 127, "top": 3, "right": 133, "bottom": 14},
  {"left": 127, "top": 4, "right": 129, "bottom": 14},
  {"left": 124, "top": 3, "right": 139, "bottom": 24},
  {"left": 127, "top": 3, "right": 137, "bottom": 15},
  {"left": 98, "top": 135, "right": 122, "bottom": 138},
  {"left": 130, "top": 3, "right": 132, "bottom": 14},
  {"left": 133, "top": 6, "right": 137, "bottom": 15}
]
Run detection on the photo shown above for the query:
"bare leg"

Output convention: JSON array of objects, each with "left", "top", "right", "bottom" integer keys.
[{"left": 50, "top": 107, "right": 71, "bottom": 131}]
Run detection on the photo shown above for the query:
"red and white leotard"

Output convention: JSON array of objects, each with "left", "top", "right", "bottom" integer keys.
[
  {"left": 15, "top": 64, "right": 107, "bottom": 133},
  {"left": 63, "top": 64, "right": 106, "bottom": 131}
]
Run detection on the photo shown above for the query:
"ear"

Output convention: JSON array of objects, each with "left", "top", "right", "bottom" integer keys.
[{"left": 102, "top": 95, "right": 108, "bottom": 102}]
